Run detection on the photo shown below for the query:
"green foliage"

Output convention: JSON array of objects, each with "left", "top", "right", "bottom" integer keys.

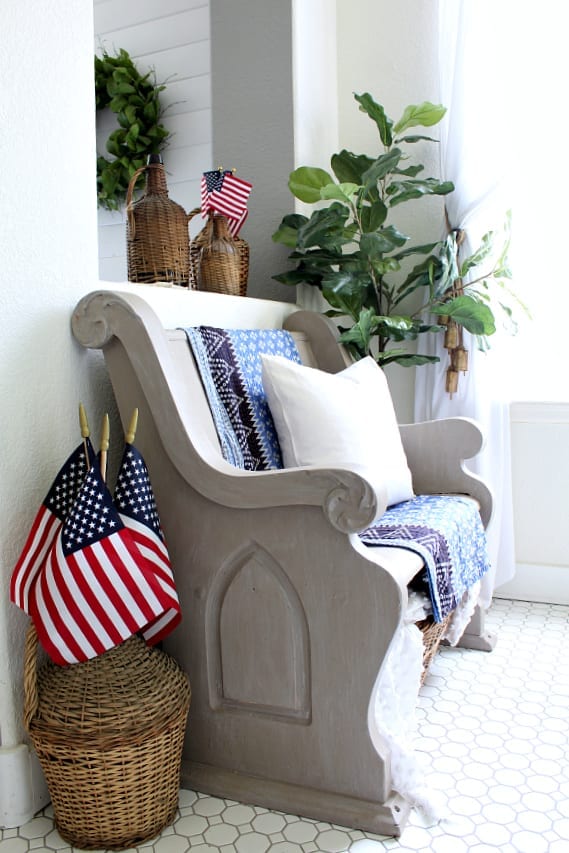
[
  {"left": 95, "top": 48, "right": 171, "bottom": 210},
  {"left": 272, "top": 92, "right": 515, "bottom": 367},
  {"left": 436, "top": 295, "right": 496, "bottom": 336}
]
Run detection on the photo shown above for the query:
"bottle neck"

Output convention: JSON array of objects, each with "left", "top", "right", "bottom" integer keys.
[
  {"left": 146, "top": 163, "right": 168, "bottom": 195},
  {"left": 211, "top": 215, "right": 232, "bottom": 240}
]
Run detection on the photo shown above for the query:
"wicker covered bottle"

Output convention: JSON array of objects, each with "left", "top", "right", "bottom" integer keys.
[
  {"left": 126, "top": 154, "right": 190, "bottom": 286},
  {"left": 197, "top": 213, "right": 242, "bottom": 295},
  {"left": 189, "top": 210, "right": 249, "bottom": 296}
]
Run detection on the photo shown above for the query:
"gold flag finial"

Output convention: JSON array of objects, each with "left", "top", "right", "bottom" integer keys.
[
  {"left": 126, "top": 408, "right": 139, "bottom": 444},
  {"left": 100, "top": 413, "right": 110, "bottom": 483},
  {"left": 79, "top": 403, "right": 90, "bottom": 438}
]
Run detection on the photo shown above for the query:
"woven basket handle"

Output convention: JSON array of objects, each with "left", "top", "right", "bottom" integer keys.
[
  {"left": 187, "top": 206, "right": 202, "bottom": 224},
  {"left": 23, "top": 621, "right": 39, "bottom": 732},
  {"left": 125, "top": 165, "right": 149, "bottom": 238}
]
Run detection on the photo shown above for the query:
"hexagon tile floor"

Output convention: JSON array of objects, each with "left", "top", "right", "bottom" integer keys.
[{"left": 2, "top": 597, "right": 568, "bottom": 853}]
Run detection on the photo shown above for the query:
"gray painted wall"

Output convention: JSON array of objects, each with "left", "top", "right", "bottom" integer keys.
[{"left": 210, "top": 0, "right": 296, "bottom": 302}]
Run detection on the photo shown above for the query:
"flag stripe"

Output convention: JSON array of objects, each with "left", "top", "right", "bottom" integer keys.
[
  {"left": 57, "top": 545, "right": 124, "bottom": 652},
  {"left": 45, "top": 542, "right": 107, "bottom": 659},
  {"left": 142, "top": 607, "right": 181, "bottom": 643},
  {"left": 36, "top": 559, "right": 96, "bottom": 663},
  {"left": 33, "top": 576, "right": 79, "bottom": 664},
  {"left": 81, "top": 539, "right": 154, "bottom": 631},
  {"left": 135, "top": 545, "right": 178, "bottom": 591},
  {"left": 10, "top": 440, "right": 95, "bottom": 622},
  {"left": 72, "top": 544, "right": 135, "bottom": 638},
  {"left": 208, "top": 184, "right": 251, "bottom": 218},
  {"left": 11, "top": 509, "right": 61, "bottom": 611},
  {"left": 50, "top": 539, "right": 120, "bottom": 654},
  {"left": 227, "top": 208, "right": 248, "bottom": 237},
  {"left": 122, "top": 515, "right": 170, "bottom": 561},
  {"left": 102, "top": 535, "right": 166, "bottom": 619},
  {"left": 133, "top": 542, "right": 172, "bottom": 576},
  {"left": 119, "top": 515, "right": 179, "bottom": 603}
]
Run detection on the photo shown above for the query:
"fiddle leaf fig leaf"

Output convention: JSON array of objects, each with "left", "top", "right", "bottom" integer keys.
[
  {"left": 375, "top": 315, "right": 414, "bottom": 334},
  {"left": 296, "top": 204, "right": 350, "bottom": 249},
  {"left": 360, "top": 200, "right": 388, "bottom": 232},
  {"left": 288, "top": 166, "right": 334, "bottom": 203},
  {"left": 320, "top": 182, "right": 360, "bottom": 203},
  {"left": 272, "top": 213, "right": 308, "bottom": 248},
  {"left": 273, "top": 267, "right": 323, "bottom": 287},
  {"left": 272, "top": 269, "right": 309, "bottom": 286},
  {"left": 354, "top": 93, "right": 394, "bottom": 147},
  {"left": 360, "top": 227, "right": 407, "bottom": 258},
  {"left": 322, "top": 274, "right": 370, "bottom": 321},
  {"left": 392, "top": 242, "right": 439, "bottom": 260},
  {"left": 362, "top": 149, "right": 403, "bottom": 189},
  {"left": 380, "top": 352, "right": 440, "bottom": 366},
  {"left": 331, "top": 150, "right": 375, "bottom": 184},
  {"left": 393, "top": 266, "right": 437, "bottom": 306},
  {"left": 393, "top": 102, "right": 447, "bottom": 134},
  {"left": 389, "top": 179, "right": 454, "bottom": 206},
  {"left": 395, "top": 134, "right": 439, "bottom": 144},
  {"left": 321, "top": 270, "right": 371, "bottom": 305},
  {"left": 338, "top": 307, "right": 377, "bottom": 354},
  {"left": 394, "top": 164, "right": 424, "bottom": 177}
]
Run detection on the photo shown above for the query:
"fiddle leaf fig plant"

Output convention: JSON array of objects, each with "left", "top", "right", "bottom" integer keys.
[{"left": 272, "top": 92, "right": 509, "bottom": 370}]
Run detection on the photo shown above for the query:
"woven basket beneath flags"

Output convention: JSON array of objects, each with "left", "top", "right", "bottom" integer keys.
[{"left": 24, "top": 623, "right": 190, "bottom": 850}]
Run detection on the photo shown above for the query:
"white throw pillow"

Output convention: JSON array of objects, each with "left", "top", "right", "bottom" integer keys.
[{"left": 261, "top": 354, "right": 414, "bottom": 516}]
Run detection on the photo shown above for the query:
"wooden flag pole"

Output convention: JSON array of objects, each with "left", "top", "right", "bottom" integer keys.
[
  {"left": 100, "top": 413, "right": 110, "bottom": 483},
  {"left": 79, "top": 403, "right": 90, "bottom": 466},
  {"left": 126, "top": 408, "right": 139, "bottom": 444}
]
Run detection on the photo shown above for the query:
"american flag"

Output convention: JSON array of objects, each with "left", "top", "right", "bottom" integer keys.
[
  {"left": 10, "top": 440, "right": 95, "bottom": 614},
  {"left": 200, "top": 169, "right": 230, "bottom": 215},
  {"left": 200, "top": 169, "right": 253, "bottom": 236},
  {"left": 114, "top": 443, "right": 181, "bottom": 644},
  {"left": 28, "top": 462, "right": 180, "bottom": 666}
]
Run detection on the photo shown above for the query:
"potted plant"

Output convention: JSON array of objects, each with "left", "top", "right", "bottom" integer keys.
[{"left": 272, "top": 92, "right": 515, "bottom": 389}]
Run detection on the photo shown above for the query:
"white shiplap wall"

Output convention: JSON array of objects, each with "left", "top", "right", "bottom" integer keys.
[{"left": 94, "top": 0, "right": 212, "bottom": 280}]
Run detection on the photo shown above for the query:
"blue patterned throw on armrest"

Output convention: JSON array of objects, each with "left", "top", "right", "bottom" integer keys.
[
  {"left": 184, "top": 326, "right": 301, "bottom": 470},
  {"left": 359, "top": 494, "right": 491, "bottom": 622}
]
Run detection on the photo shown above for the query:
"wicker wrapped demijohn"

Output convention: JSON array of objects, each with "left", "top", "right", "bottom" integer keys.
[
  {"left": 24, "top": 623, "right": 191, "bottom": 851},
  {"left": 189, "top": 212, "right": 249, "bottom": 296},
  {"left": 126, "top": 153, "right": 190, "bottom": 286}
]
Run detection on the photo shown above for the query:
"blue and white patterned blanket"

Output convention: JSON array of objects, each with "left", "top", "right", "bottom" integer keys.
[
  {"left": 184, "top": 326, "right": 302, "bottom": 470},
  {"left": 359, "top": 494, "right": 490, "bottom": 622},
  {"left": 184, "top": 327, "right": 490, "bottom": 621}
]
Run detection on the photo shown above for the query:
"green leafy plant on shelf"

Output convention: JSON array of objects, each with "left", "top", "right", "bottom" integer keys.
[
  {"left": 95, "top": 48, "right": 171, "bottom": 210},
  {"left": 272, "top": 92, "right": 516, "bottom": 389}
]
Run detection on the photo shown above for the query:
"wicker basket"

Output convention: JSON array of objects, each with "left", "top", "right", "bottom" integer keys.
[
  {"left": 189, "top": 210, "right": 249, "bottom": 296},
  {"left": 24, "top": 624, "right": 191, "bottom": 850},
  {"left": 417, "top": 613, "right": 451, "bottom": 684},
  {"left": 126, "top": 154, "right": 190, "bottom": 287}
]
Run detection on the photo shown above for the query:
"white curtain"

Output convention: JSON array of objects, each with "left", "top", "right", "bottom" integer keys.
[{"left": 414, "top": 0, "right": 516, "bottom": 605}]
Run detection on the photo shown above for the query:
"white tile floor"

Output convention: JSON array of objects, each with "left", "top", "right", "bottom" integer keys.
[{"left": 2, "top": 598, "right": 568, "bottom": 853}]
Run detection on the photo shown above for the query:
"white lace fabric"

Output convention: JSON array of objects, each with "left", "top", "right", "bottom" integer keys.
[{"left": 367, "top": 588, "right": 480, "bottom": 822}]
